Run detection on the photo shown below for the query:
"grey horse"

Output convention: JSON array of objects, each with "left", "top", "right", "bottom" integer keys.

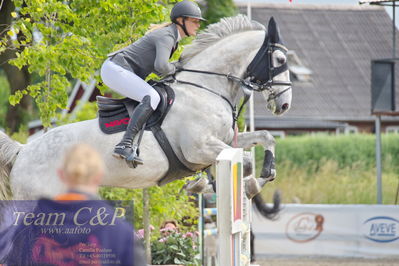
[{"left": 0, "top": 16, "right": 291, "bottom": 218}]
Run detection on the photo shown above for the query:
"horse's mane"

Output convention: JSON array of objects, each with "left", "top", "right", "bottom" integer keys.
[{"left": 180, "top": 14, "right": 265, "bottom": 65}]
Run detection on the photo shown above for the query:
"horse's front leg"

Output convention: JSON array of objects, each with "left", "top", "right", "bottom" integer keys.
[
  {"left": 235, "top": 130, "right": 276, "bottom": 196},
  {"left": 180, "top": 136, "right": 233, "bottom": 193}
]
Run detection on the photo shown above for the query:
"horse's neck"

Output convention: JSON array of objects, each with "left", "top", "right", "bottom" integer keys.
[{"left": 179, "top": 30, "right": 264, "bottom": 105}]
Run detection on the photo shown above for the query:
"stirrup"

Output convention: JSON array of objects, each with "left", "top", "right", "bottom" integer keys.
[
  {"left": 113, "top": 145, "right": 133, "bottom": 159},
  {"left": 126, "top": 145, "right": 143, "bottom": 165}
]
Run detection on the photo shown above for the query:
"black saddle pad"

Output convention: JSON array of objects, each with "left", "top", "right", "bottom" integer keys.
[{"left": 97, "top": 82, "right": 175, "bottom": 134}]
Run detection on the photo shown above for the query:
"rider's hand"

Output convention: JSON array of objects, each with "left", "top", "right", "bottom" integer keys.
[
  {"left": 162, "top": 74, "right": 175, "bottom": 83},
  {"left": 171, "top": 61, "right": 183, "bottom": 72}
]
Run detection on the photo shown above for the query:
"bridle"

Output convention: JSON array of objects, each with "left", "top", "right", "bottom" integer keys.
[
  {"left": 169, "top": 35, "right": 292, "bottom": 126},
  {"left": 256, "top": 42, "right": 292, "bottom": 101},
  {"left": 175, "top": 43, "right": 292, "bottom": 90}
]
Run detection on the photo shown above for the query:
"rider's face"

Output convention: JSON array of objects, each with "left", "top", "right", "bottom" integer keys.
[
  {"left": 185, "top": 18, "right": 201, "bottom": 36},
  {"left": 176, "top": 17, "right": 201, "bottom": 37}
]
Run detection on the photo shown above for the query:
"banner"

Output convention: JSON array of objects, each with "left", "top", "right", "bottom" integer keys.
[
  {"left": 252, "top": 204, "right": 399, "bottom": 258},
  {"left": 0, "top": 200, "right": 135, "bottom": 265}
]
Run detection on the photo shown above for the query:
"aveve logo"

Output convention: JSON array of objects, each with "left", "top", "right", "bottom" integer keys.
[
  {"left": 105, "top": 118, "right": 130, "bottom": 128},
  {"left": 285, "top": 212, "right": 324, "bottom": 243},
  {"left": 362, "top": 216, "right": 399, "bottom": 243}
]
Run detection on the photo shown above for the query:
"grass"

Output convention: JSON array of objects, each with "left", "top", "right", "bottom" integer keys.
[{"left": 255, "top": 134, "right": 399, "bottom": 205}]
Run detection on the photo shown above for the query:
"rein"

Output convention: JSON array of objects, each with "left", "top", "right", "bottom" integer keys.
[
  {"left": 175, "top": 68, "right": 260, "bottom": 125},
  {"left": 176, "top": 68, "right": 262, "bottom": 92},
  {"left": 171, "top": 39, "right": 292, "bottom": 128},
  {"left": 172, "top": 77, "right": 241, "bottom": 128},
  {"left": 174, "top": 68, "right": 253, "bottom": 127},
  {"left": 173, "top": 65, "right": 290, "bottom": 125}
]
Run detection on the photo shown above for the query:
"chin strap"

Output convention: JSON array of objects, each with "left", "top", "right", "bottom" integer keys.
[{"left": 174, "top": 18, "right": 190, "bottom": 37}]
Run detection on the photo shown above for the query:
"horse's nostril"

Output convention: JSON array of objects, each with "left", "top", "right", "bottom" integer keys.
[{"left": 282, "top": 103, "right": 289, "bottom": 111}]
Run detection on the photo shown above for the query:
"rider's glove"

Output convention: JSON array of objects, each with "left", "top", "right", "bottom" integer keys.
[{"left": 171, "top": 61, "right": 183, "bottom": 73}]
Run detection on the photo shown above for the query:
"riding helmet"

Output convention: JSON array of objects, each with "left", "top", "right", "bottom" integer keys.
[{"left": 170, "top": 0, "right": 206, "bottom": 22}]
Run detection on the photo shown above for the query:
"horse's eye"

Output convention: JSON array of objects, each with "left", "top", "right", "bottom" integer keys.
[{"left": 277, "top": 56, "right": 286, "bottom": 65}]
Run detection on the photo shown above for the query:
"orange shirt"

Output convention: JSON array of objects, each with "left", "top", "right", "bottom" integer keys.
[{"left": 54, "top": 193, "right": 88, "bottom": 201}]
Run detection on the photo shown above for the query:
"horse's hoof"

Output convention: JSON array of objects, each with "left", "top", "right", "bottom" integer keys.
[
  {"left": 201, "top": 184, "right": 215, "bottom": 194},
  {"left": 257, "top": 176, "right": 274, "bottom": 188},
  {"left": 243, "top": 151, "right": 253, "bottom": 177},
  {"left": 264, "top": 169, "right": 276, "bottom": 182},
  {"left": 184, "top": 176, "right": 209, "bottom": 193},
  {"left": 244, "top": 176, "right": 262, "bottom": 199},
  {"left": 260, "top": 169, "right": 276, "bottom": 181}
]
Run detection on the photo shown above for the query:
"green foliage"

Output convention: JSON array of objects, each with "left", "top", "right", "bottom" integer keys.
[
  {"left": 57, "top": 101, "right": 98, "bottom": 125},
  {"left": 203, "top": 0, "right": 238, "bottom": 25},
  {"left": 263, "top": 158, "right": 399, "bottom": 205},
  {"left": 1, "top": 0, "right": 174, "bottom": 127},
  {"left": 172, "top": 35, "right": 194, "bottom": 62},
  {"left": 100, "top": 178, "right": 199, "bottom": 234},
  {"left": 256, "top": 134, "right": 399, "bottom": 204},
  {"left": 275, "top": 134, "right": 399, "bottom": 170},
  {"left": 151, "top": 231, "right": 200, "bottom": 265},
  {"left": 72, "top": 102, "right": 98, "bottom": 122},
  {"left": 0, "top": 71, "right": 10, "bottom": 129},
  {"left": 8, "top": 124, "right": 29, "bottom": 143},
  {"left": 237, "top": 98, "right": 247, "bottom": 132}
]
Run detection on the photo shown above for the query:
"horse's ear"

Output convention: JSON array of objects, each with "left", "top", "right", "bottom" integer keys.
[{"left": 267, "top": 17, "right": 281, "bottom": 43}]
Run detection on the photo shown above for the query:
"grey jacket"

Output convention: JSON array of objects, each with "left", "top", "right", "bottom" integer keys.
[{"left": 109, "top": 23, "right": 179, "bottom": 79}]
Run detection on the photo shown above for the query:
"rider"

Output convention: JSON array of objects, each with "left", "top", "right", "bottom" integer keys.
[{"left": 100, "top": 0, "right": 204, "bottom": 164}]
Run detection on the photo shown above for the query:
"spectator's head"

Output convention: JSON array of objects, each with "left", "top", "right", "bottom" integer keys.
[
  {"left": 160, "top": 220, "right": 179, "bottom": 236},
  {"left": 58, "top": 143, "right": 104, "bottom": 194}
]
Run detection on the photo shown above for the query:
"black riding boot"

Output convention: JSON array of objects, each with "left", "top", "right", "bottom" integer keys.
[{"left": 113, "top": 95, "right": 154, "bottom": 163}]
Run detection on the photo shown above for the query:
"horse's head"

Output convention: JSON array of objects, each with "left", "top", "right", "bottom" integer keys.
[
  {"left": 246, "top": 17, "right": 292, "bottom": 116},
  {"left": 178, "top": 15, "right": 291, "bottom": 116}
]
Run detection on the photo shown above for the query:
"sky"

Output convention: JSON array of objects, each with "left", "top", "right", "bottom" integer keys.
[
  {"left": 236, "top": 0, "right": 399, "bottom": 28},
  {"left": 245, "top": 0, "right": 359, "bottom": 4},
  {"left": 237, "top": 0, "right": 372, "bottom": 4}
]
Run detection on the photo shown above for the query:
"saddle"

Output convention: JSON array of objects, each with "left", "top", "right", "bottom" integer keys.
[
  {"left": 97, "top": 81, "right": 174, "bottom": 134},
  {"left": 97, "top": 81, "right": 196, "bottom": 185}
]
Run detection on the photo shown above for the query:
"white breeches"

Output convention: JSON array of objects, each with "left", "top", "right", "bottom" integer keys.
[{"left": 100, "top": 59, "right": 160, "bottom": 110}]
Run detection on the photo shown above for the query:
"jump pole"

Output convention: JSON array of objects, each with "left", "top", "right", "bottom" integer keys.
[{"left": 215, "top": 148, "right": 251, "bottom": 266}]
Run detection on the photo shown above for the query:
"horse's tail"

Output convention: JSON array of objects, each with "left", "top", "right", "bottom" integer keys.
[
  {"left": 0, "top": 131, "right": 22, "bottom": 200},
  {"left": 253, "top": 190, "right": 281, "bottom": 220}
]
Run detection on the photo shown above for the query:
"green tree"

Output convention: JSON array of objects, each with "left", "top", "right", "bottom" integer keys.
[
  {"left": 0, "top": 0, "right": 173, "bottom": 128},
  {"left": 0, "top": 0, "right": 33, "bottom": 133},
  {"left": 99, "top": 182, "right": 198, "bottom": 234},
  {"left": 203, "top": 0, "right": 237, "bottom": 25}
]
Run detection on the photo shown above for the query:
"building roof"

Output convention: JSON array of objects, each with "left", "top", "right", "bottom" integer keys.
[{"left": 238, "top": 3, "right": 399, "bottom": 128}]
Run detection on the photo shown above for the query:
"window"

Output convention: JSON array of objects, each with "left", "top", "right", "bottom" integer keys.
[
  {"left": 345, "top": 125, "right": 358, "bottom": 134},
  {"left": 287, "top": 51, "right": 312, "bottom": 82},
  {"left": 386, "top": 126, "right": 399, "bottom": 134}
]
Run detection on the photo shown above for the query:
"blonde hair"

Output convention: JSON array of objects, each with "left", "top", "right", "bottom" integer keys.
[
  {"left": 61, "top": 144, "right": 104, "bottom": 185},
  {"left": 146, "top": 22, "right": 173, "bottom": 34}
]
